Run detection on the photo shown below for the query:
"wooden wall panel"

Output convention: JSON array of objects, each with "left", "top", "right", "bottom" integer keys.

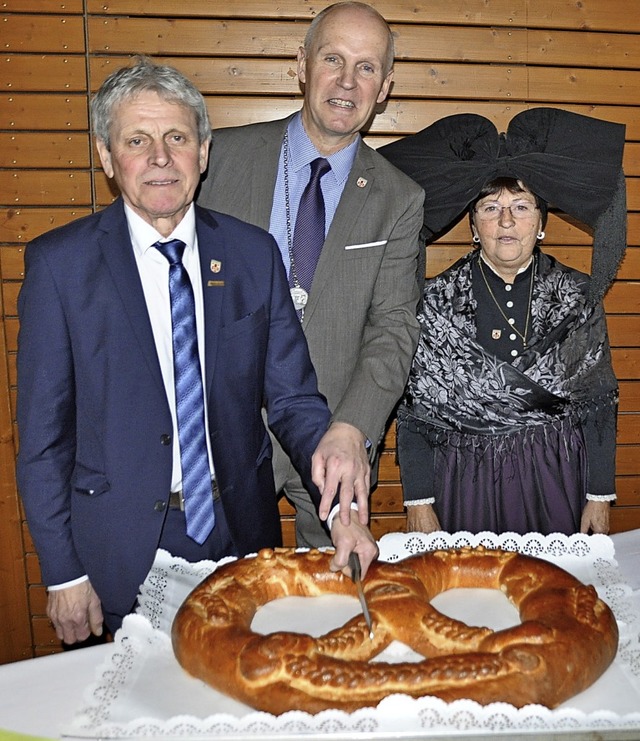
[
  {"left": 616, "top": 353, "right": 640, "bottom": 381},
  {"left": 0, "top": 55, "right": 87, "bottom": 91},
  {"left": 617, "top": 382, "right": 638, "bottom": 412},
  {"left": 84, "top": 0, "right": 639, "bottom": 32},
  {"left": 89, "top": 18, "right": 640, "bottom": 69},
  {"left": 0, "top": 4, "right": 88, "bottom": 664},
  {"left": 0, "top": 208, "right": 92, "bottom": 243},
  {"left": 523, "top": 1, "right": 640, "bottom": 32},
  {"left": 609, "top": 316, "right": 640, "bottom": 346},
  {"left": 0, "top": 94, "right": 88, "bottom": 131},
  {"left": 0, "top": 133, "right": 90, "bottom": 168},
  {"left": 1, "top": 0, "right": 639, "bottom": 663},
  {"left": 3, "top": 0, "right": 83, "bottom": 11},
  {"left": 0, "top": 277, "right": 31, "bottom": 663},
  {"left": 0, "top": 171, "right": 92, "bottom": 205},
  {"left": 2, "top": 15, "right": 85, "bottom": 53},
  {"left": 88, "top": 19, "right": 531, "bottom": 61},
  {"left": 605, "top": 283, "right": 640, "bottom": 314}
]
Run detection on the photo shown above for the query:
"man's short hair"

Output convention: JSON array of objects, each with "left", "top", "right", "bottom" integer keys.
[{"left": 91, "top": 56, "right": 211, "bottom": 149}]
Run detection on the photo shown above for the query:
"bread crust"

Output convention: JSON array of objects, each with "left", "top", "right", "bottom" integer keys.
[{"left": 171, "top": 546, "right": 618, "bottom": 714}]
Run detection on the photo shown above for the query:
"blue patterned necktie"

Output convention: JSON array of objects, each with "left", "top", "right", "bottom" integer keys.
[
  {"left": 154, "top": 239, "right": 215, "bottom": 544},
  {"left": 290, "top": 157, "right": 331, "bottom": 298}
]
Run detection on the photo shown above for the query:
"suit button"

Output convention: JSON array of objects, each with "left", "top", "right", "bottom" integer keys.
[
  {"left": 154, "top": 500, "right": 167, "bottom": 512},
  {"left": 160, "top": 434, "right": 171, "bottom": 446}
]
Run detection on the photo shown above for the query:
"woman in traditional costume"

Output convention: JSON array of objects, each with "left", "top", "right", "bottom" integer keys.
[{"left": 379, "top": 108, "right": 626, "bottom": 536}]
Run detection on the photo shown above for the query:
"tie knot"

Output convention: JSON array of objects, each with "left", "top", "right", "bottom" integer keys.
[
  {"left": 309, "top": 157, "right": 331, "bottom": 182},
  {"left": 154, "top": 238, "right": 187, "bottom": 265}
]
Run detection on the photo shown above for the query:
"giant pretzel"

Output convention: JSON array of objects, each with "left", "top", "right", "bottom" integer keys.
[{"left": 171, "top": 546, "right": 618, "bottom": 714}]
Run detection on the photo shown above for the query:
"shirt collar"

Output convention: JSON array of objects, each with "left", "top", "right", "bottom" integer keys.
[
  {"left": 126, "top": 202, "right": 197, "bottom": 259},
  {"left": 288, "top": 112, "right": 359, "bottom": 186}
]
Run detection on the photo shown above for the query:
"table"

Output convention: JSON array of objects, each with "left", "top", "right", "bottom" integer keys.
[{"left": 1, "top": 530, "right": 639, "bottom": 741}]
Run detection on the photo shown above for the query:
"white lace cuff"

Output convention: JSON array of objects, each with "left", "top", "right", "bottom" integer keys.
[
  {"left": 404, "top": 498, "right": 435, "bottom": 506},
  {"left": 586, "top": 493, "right": 617, "bottom": 502}
]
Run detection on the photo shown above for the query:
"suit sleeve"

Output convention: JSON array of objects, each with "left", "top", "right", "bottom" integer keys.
[
  {"left": 396, "top": 416, "right": 436, "bottom": 502},
  {"left": 330, "top": 183, "right": 424, "bottom": 449},
  {"left": 582, "top": 404, "right": 617, "bottom": 496},
  {"left": 260, "top": 237, "right": 332, "bottom": 506},
  {"left": 581, "top": 303, "right": 618, "bottom": 497},
  {"left": 16, "top": 241, "right": 85, "bottom": 586}
]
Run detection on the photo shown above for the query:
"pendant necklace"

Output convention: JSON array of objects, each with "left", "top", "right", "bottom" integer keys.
[
  {"left": 282, "top": 131, "right": 308, "bottom": 316},
  {"left": 478, "top": 255, "right": 535, "bottom": 348}
]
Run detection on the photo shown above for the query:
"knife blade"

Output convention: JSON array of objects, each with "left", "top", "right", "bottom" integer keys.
[{"left": 348, "top": 552, "right": 374, "bottom": 639}]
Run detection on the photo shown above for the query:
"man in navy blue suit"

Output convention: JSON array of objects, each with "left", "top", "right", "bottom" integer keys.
[{"left": 16, "top": 58, "right": 376, "bottom": 645}]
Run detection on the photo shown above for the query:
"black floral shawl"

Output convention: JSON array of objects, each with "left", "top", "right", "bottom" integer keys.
[{"left": 400, "top": 249, "right": 618, "bottom": 443}]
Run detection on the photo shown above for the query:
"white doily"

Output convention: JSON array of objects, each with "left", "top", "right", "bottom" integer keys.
[{"left": 63, "top": 532, "right": 640, "bottom": 738}]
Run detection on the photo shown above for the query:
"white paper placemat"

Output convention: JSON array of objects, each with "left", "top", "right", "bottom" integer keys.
[{"left": 63, "top": 532, "right": 640, "bottom": 738}]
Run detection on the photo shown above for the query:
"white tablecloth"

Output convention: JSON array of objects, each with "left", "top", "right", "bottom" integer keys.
[{"left": 1, "top": 530, "right": 639, "bottom": 741}]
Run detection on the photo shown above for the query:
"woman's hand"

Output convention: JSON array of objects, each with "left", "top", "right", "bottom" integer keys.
[
  {"left": 406, "top": 503, "right": 441, "bottom": 534},
  {"left": 580, "top": 500, "right": 611, "bottom": 534}
]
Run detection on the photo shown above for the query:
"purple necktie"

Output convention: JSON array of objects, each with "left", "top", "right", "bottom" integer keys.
[
  {"left": 154, "top": 239, "right": 215, "bottom": 544},
  {"left": 290, "top": 157, "right": 331, "bottom": 297}
]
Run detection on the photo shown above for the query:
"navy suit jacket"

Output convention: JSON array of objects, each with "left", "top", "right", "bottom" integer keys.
[{"left": 16, "top": 198, "right": 330, "bottom": 616}]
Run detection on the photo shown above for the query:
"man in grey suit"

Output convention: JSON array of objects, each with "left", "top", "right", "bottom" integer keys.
[{"left": 198, "top": 1, "right": 425, "bottom": 546}]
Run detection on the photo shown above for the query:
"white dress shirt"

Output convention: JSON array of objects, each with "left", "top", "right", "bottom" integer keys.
[{"left": 127, "top": 203, "right": 215, "bottom": 492}]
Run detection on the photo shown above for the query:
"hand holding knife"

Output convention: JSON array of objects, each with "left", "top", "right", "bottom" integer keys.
[{"left": 349, "top": 551, "right": 374, "bottom": 639}]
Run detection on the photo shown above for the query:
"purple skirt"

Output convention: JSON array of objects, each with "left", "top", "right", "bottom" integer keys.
[{"left": 432, "top": 416, "right": 585, "bottom": 536}]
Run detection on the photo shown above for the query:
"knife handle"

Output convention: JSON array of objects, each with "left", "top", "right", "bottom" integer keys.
[{"left": 348, "top": 551, "right": 362, "bottom": 582}]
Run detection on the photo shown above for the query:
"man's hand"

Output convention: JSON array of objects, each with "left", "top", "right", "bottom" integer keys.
[
  {"left": 406, "top": 503, "right": 441, "bottom": 534},
  {"left": 580, "top": 500, "right": 611, "bottom": 534},
  {"left": 329, "top": 509, "right": 379, "bottom": 578},
  {"left": 311, "top": 421, "right": 370, "bottom": 526},
  {"left": 47, "top": 580, "right": 104, "bottom": 644}
]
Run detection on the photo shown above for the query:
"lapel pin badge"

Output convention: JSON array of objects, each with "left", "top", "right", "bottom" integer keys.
[
  {"left": 356, "top": 177, "right": 368, "bottom": 188},
  {"left": 492, "top": 329, "right": 502, "bottom": 340},
  {"left": 210, "top": 259, "right": 222, "bottom": 273}
]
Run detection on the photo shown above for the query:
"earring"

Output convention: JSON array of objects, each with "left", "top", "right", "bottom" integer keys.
[
  {"left": 472, "top": 234, "right": 481, "bottom": 244},
  {"left": 537, "top": 231, "right": 545, "bottom": 240}
]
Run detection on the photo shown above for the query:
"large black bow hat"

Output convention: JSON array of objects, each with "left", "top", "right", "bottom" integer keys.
[{"left": 379, "top": 107, "right": 626, "bottom": 303}]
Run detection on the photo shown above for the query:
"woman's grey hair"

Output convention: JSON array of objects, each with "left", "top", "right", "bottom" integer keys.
[
  {"left": 304, "top": 2, "right": 395, "bottom": 75},
  {"left": 91, "top": 57, "right": 211, "bottom": 149}
]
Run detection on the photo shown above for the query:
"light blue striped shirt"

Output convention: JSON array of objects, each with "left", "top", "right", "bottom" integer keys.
[{"left": 269, "top": 112, "right": 359, "bottom": 276}]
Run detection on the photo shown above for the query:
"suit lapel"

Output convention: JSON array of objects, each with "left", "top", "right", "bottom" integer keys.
[
  {"left": 97, "top": 200, "right": 166, "bottom": 393},
  {"left": 241, "top": 118, "right": 290, "bottom": 230},
  {"left": 195, "top": 207, "right": 225, "bottom": 396}
]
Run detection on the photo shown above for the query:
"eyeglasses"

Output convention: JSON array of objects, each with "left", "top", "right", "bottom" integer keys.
[{"left": 474, "top": 201, "right": 539, "bottom": 221}]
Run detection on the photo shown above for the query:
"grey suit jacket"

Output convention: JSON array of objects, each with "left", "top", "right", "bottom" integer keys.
[{"left": 198, "top": 114, "right": 425, "bottom": 451}]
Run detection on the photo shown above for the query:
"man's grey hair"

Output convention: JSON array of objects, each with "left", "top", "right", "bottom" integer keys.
[
  {"left": 91, "top": 56, "right": 211, "bottom": 149},
  {"left": 304, "top": 2, "right": 395, "bottom": 75}
]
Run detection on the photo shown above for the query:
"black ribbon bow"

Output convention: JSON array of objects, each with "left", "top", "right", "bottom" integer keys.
[{"left": 379, "top": 108, "right": 627, "bottom": 304}]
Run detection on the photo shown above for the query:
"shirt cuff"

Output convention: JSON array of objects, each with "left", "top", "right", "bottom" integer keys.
[
  {"left": 47, "top": 575, "right": 89, "bottom": 591},
  {"left": 327, "top": 502, "right": 358, "bottom": 530},
  {"left": 404, "top": 498, "right": 435, "bottom": 506}
]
